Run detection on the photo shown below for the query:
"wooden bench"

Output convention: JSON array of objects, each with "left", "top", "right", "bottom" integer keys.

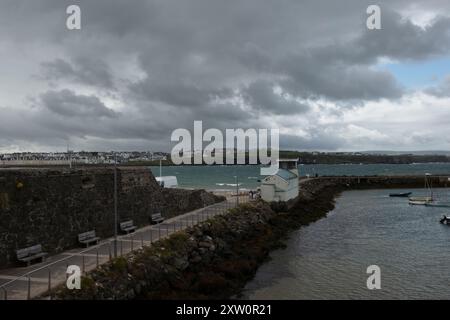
[
  {"left": 16, "top": 244, "right": 47, "bottom": 266},
  {"left": 78, "top": 230, "right": 100, "bottom": 247},
  {"left": 119, "top": 220, "right": 137, "bottom": 234},
  {"left": 150, "top": 213, "right": 165, "bottom": 224}
]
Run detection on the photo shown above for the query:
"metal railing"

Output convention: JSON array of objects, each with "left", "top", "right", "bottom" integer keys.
[{"left": 0, "top": 197, "right": 249, "bottom": 300}]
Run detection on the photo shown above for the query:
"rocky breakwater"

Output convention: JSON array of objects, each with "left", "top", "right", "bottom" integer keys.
[
  {"left": 54, "top": 178, "right": 345, "bottom": 300},
  {"left": 54, "top": 201, "right": 277, "bottom": 299}
]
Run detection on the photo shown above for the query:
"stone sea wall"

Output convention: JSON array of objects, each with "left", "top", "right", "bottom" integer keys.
[
  {"left": 161, "top": 188, "right": 222, "bottom": 219},
  {"left": 0, "top": 167, "right": 224, "bottom": 267},
  {"left": 53, "top": 174, "right": 450, "bottom": 300}
]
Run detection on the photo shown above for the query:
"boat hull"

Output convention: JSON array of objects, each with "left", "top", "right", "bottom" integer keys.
[
  {"left": 389, "top": 192, "right": 412, "bottom": 197},
  {"left": 409, "top": 200, "right": 430, "bottom": 205},
  {"left": 425, "top": 202, "right": 450, "bottom": 208}
]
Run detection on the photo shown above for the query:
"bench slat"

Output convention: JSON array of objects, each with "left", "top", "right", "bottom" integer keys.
[
  {"left": 78, "top": 231, "right": 99, "bottom": 247},
  {"left": 150, "top": 213, "right": 165, "bottom": 224},
  {"left": 120, "top": 220, "right": 137, "bottom": 233},
  {"left": 16, "top": 244, "right": 47, "bottom": 265}
]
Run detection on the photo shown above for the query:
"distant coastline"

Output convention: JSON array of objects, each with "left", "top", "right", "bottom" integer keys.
[
  {"left": 121, "top": 152, "right": 450, "bottom": 166},
  {"left": 1, "top": 151, "right": 450, "bottom": 167}
]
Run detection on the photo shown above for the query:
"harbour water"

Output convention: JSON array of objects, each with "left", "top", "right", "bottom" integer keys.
[
  {"left": 242, "top": 189, "right": 450, "bottom": 299},
  {"left": 149, "top": 163, "right": 450, "bottom": 190}
]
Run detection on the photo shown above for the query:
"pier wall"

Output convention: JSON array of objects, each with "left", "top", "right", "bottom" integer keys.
[
  {"left": 54, "top": 173, "right": 450, "bottom": 299},
  {"left": 298, "top": 175, "right": 450, "bottom": 200},
  {"left": 0, "top": 168, "right": 223, "bottom": 267}
]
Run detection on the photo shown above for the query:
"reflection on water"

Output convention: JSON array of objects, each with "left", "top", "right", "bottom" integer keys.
[{"left": 243, "top": 189, "right": 450, "bottom": 299}]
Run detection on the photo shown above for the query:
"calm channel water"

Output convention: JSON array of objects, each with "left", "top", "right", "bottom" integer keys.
[{"left": 242, "top": 189, "right": 450, "bottom": 299}]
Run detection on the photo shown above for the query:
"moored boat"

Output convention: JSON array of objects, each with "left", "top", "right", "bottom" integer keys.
[
  {"left": 440, "top": 215, "right": 450, "bottom": 225},
  {"left": 389, "top": 192, "right": 412, "bottom": 197},
  {"left": 425, "top": 201, "right": 450, "bottom": 208},
  {"left": 408, "top": 174, "right": 434, "bottom": 206},
  {"left": 409, "top": 196, "right": 433, "bottom": 205}
]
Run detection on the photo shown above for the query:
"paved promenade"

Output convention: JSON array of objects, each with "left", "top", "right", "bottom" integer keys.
[{"left": 0, "top": 196, "right": 248, "bottom": 300}]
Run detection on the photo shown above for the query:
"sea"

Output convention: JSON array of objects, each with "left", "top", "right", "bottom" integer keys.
[
  {"left": 149, "top": 163, "right": 450, "bottom": 191},
  {"left": 242, "top": 188, "right": 450, "bottom": 299}
]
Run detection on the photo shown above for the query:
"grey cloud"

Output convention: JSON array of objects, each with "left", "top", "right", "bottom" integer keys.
[
  {"left": 0, "top": 0, "right": 450, "bottom": 151},
  {"left": 280, "top": 131, "right": 346, "bottom": 152},
  {"left": 40, "top": 89, "right": 117, "bottom": 118},
  {"left": 355, "top": 11, "right": 450, "bottom": 62},
  {"left": 41, "top": 57, "right": 115, "bottom": 89},
  {"left": 131, "top": 79, "right": 231, "bottom": 108},
  {"left": 426, "top": 76, "right": 450, "bottom": 97},
  {"left": 280, "top": 57, "right": 403, "bottom": 101},
  {"left": 242, "top": 80, "right": 310, "bottom": 115}
]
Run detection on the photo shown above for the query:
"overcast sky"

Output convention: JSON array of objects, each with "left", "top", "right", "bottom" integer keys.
[{"left": 1, "top": 0, "right": 450, "bottom": 152}]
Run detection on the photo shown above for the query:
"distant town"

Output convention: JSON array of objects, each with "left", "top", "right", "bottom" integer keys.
[
  {"left": 1, "top": 150, "right": 450, "bottom": 166},
  {"left": 0, "top": 151, "right": 169, "bottom": 166}
]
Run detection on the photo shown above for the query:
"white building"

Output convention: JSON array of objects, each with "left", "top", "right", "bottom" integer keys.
[
  {"left": 261, "top": 159, "right": 299, "bottom": 202},
  {"left": 156, "top": 176, "right": 179, "bottom": 188}
]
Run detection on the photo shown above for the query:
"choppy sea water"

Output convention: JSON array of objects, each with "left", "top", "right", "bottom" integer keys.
[
  {"left": 242, "top": 189, "right": 450, "bottom": 300},
  {"left": 149, "top": 163, "right": 450, "bottom": 190}
]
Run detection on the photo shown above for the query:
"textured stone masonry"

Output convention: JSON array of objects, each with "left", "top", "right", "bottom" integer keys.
[{"left": 0, "top": 167, "right": 223, "bottom": 267}]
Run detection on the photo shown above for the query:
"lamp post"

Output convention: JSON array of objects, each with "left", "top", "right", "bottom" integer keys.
[{"left": 113, "top": 152, "right": 118, "bottom": 258}]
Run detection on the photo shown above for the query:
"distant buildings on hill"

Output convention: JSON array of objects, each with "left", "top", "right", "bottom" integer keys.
[{"left": 0, "top": 151, "right": 168, "bottom": 165}]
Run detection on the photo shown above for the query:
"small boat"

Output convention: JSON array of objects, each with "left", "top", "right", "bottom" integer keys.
[
  {"left": 389, "top": 192, "right": 412, "bottom": 197},
  {"left": 425, "top": 201, "right": 450, "bottom": 208},
  {"left": 440, "top": 215, "right": 450, "bottom": 225},
  {"left": 408, "top": 174, "right": 434, "bottom": 205},
  {"left": 409, "top": 196, "right": 433, "bottom": 205}
]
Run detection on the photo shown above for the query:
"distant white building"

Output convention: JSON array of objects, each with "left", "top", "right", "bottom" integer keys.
[{"left": 260, "top": 159, "right": 299, "bottom": 202}]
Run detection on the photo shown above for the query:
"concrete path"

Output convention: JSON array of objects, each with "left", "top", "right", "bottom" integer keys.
[{"left": 0, "top": 196, "right": 249, "bottom": 300}]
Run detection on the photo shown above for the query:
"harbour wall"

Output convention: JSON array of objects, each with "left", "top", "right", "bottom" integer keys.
[
  {"left": 0, "top": 167, "right": 224, "bottom": 268},
  {"left": 53, "top": 174, "right": 450, "bottom": 299}
]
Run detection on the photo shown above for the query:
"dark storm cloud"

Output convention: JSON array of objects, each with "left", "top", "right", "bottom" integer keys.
[
  {"left": 131, "top": 80, "right": 231, "bottom": 108},
  {"left": 0, "top": 0, "right": 450, "bottom": 151},
  {"left": 40, "top": 89, "right": 117, "bottom": 118},
  {"left": 41, "top": 57, "right": 115, "bottom": 89},
  {"left": 242, "top": 80, "right": 310, "bottom": 115}
]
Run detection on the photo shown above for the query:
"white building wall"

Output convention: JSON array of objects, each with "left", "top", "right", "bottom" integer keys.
[
  {"left": 261, "top": 172, "right": 299, "bottom": 202},
  {"left": 261, "top": 184, "right": 276, "bottom": 201}
]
